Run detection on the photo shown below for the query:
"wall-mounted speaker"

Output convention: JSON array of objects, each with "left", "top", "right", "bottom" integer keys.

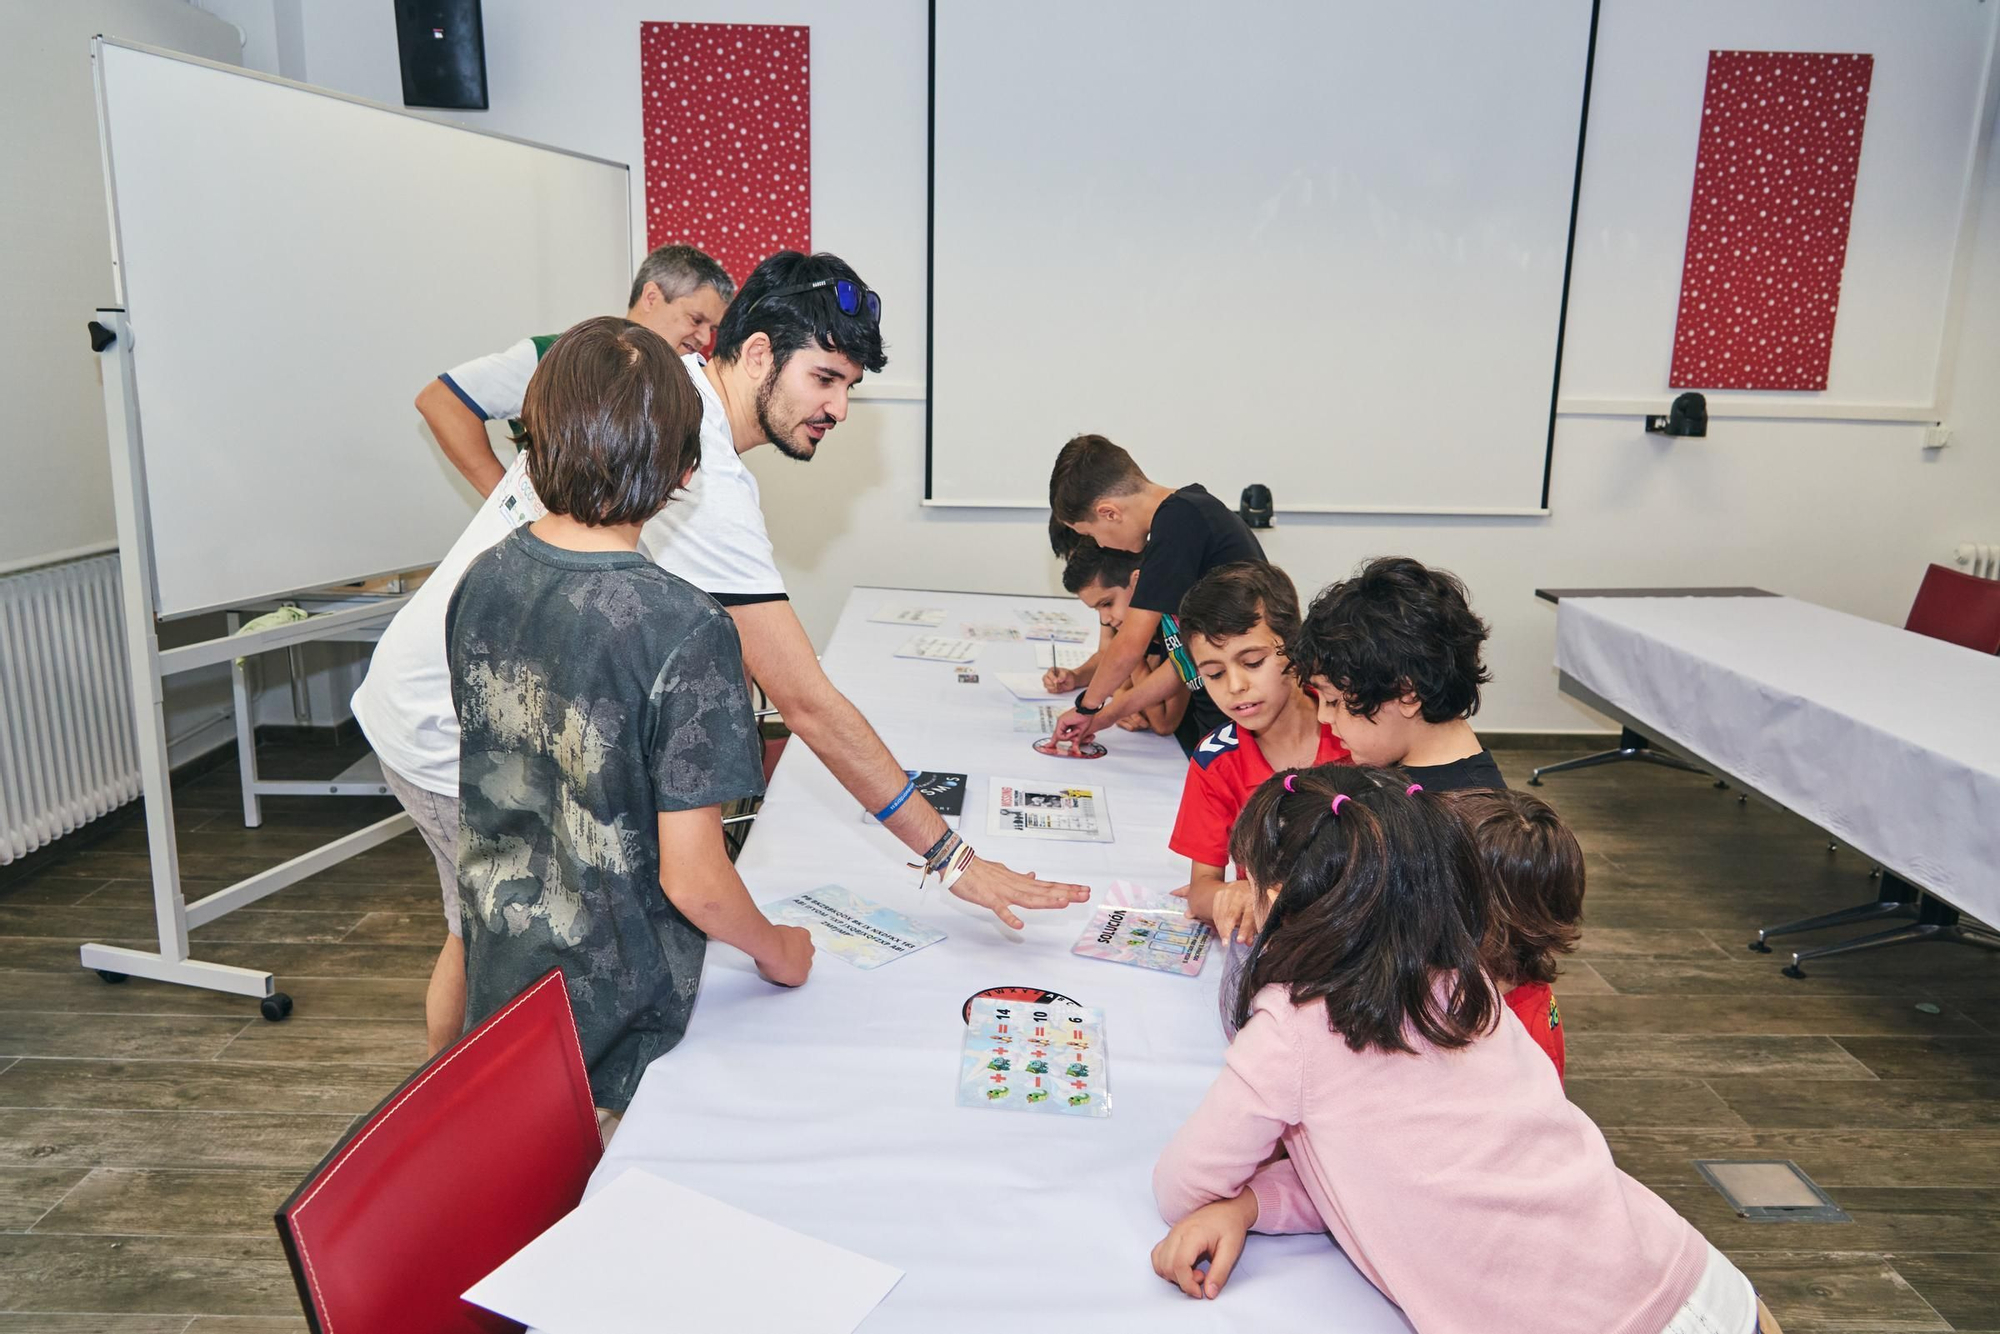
[{"left": 395, "top": 1, "right": 488, "bottom": 111}]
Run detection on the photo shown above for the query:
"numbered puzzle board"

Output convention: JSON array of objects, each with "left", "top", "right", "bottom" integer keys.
[{"left": 957, "top": 999, "right": 1110, "bottom": 1118}]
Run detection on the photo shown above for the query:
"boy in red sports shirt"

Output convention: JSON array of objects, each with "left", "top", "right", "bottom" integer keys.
[
  {"left": 1443, "top": 789, "right": 1585, "bottom": 1081},
  {"left": 1168, "top": 563, "right": 1350, "bottom": 943}
]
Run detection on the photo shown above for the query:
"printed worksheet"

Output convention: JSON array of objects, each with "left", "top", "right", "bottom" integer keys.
[
  {"left": 1024, "top": 625, "right": 1091, "bottom": 644},
  {"left": 1015, "top": 608, "right": 1085, "bottom": 632},
  {"left": 958, "top": 998, "right": 1110, "bottom": 1118},
  {"left": 960, "top": 623, "right": 1023, "bottom": 642},
  {"left": 1071, "top": 907, "right": 1211, "bottom": 976},
  {"left": 765, "top": 886, "right": 945, "bottom": 970},
  {"left": 895, "top": 635, "right": 979, "bottom": 663},
  {"left": 1012, "top": 702, "right": 1064, "bottom": 734},
  {"left": 1033, "top": 641, "right": 1091, "bottom": 671},
  {"left": 868, "top": 605, "right": 947, "bottom": 627},
  {"left": 987, "top": 778, "right": 1113, "bottom": 843},
  {"left": 997, "top": 672, "right": 1066, "bottom": 701}
]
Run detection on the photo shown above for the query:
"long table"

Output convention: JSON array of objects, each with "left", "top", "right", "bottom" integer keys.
[
  {"left": 1554, "top": 593, "right": 2000, "bottom": 944},
  {"left": 585, "top": 587, "right": 1410, "bottom": 1331}
]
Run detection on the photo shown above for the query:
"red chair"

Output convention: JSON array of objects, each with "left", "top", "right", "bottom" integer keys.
[
  {"left": 1904, "top": 562, "right": 2000, "bottom": 653},
  {"left": 275, "top": 968, "right": 601, "bottom": 1333}
]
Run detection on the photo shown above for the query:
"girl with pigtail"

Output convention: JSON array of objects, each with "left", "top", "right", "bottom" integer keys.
[{"left": 1149, "top": 763, "right": 1779, "bottom": 1334}]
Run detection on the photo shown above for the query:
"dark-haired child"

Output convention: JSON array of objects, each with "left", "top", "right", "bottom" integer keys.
[
  {"left": 1045, "top": 541, "right": 1188, "bottom": 741},
  {"left": 1290, "top": 556, "right": 1506, "bottom": 791},
  {"left": 1149, "top": 764, "right": 1779, "bottom": 1334},
  {"left": 448, "top": 317, "right": 813, "bottom": 1128},
  {"left": 1046, "top": 434, "right": 1263, "bottom": 756},
  {"left": 1447, "top": 789, "right": 1586, "bottom": 1081},
  {"left": 1168, "top": 562, "right": 1349, "bottom": 945}
]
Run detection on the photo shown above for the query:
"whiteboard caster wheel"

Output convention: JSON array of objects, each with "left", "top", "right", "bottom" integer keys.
[
  {"left": 96, "top": 969, "right": 129, "bottom": 984},
  {"left": 260, "top": 992, "right": 294, "bottom": 1022}
]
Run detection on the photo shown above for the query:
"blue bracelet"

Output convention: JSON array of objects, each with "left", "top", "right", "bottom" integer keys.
[{"left": 873, "top": 777, "right": 917, "bottom": 823}]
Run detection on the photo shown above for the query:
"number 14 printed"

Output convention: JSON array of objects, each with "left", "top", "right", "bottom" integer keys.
[{"left": 957, "top": 999, "right": 1110, "bottom": 1118}]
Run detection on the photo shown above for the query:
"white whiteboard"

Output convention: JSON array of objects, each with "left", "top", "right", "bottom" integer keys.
[
  {"left": 94, "top": 40, "right": 631, "bottom": 617},
  {"left": 927, "top": 1, "right": 1596, "bottom": 514}
]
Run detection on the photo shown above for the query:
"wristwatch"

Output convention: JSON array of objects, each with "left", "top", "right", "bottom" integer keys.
[{"left": 1073, "top": 690, "right": 1104, "bottom": 716}]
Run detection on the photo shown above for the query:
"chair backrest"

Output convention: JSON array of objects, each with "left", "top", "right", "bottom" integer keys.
[
  {"left": 1905, "top": 563, "right": 2000, "bottom": 654},
  {"left": 275, "top": 968, "right": 602, "bottom": 1334}
]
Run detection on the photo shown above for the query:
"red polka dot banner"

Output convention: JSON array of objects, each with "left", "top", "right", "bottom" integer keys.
[
  {"left": 1669, "top": 51, "right": 1874, "bottom": 391},
  {"left": 639, "top": 21, "right": 810, "bottom": 291}
]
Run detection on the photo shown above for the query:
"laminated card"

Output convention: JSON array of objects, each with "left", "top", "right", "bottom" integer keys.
[
  {"left": 987, "top": 777, "right": 1113, "bottom": 843},
  {"left": 958, "top": 997, "right": 1110, "bottom": 1118},
  {"left": 766, "top": 886, "right": 945, "bottom": 969}
]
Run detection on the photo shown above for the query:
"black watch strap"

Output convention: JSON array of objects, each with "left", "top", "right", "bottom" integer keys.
[{"left": 1074, "top": 689, "right": 1105, "bottom": 716}]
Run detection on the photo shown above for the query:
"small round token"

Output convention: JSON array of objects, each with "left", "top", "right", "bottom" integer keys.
[
  {"left": 1033, "top": 736, "right": 1107, "bottom": 759},
  {"left": 962, "top": 986, "right": 1079, "bottom": 1023}
]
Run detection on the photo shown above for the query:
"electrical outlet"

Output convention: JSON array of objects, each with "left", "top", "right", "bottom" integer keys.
[{"left": 1924, "top": 423, "right": 1953, "bottom": 449}]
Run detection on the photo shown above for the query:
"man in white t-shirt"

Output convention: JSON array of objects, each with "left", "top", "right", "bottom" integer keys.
[
  {"left": 416, "top": 243, "right": 735, "bottom": 499},
  {"left": 359, "top": 251, "right": 1088, "bottom": 1053}
]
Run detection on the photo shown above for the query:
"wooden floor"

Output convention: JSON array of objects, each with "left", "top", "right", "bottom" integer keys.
[{"left": 2, "top": 738, "right": 1998, "bottom": 1330}]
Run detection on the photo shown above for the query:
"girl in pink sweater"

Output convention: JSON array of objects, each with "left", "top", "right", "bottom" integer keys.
[{"left": 1150, "top": 764, "right": 1781, "bottom": 1334}]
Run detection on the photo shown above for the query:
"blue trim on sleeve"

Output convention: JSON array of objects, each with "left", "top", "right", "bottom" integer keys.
[{"left": 437, "top": 373, "right": 490, "bottom": 421}]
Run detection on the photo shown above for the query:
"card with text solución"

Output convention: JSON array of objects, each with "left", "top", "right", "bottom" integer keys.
[
  {"left": 1072, "top": 907, "right": 1211, "bottom": 976},
  {"left": 987, "top": 778, "right": 1113, "bottom": 843},
  {"left": 895, "top": 635, "right": 979, "bottom": 663},
  {"left": 765, "top": 886, "right": 945, "bottom": 970},
  {"left": 869, "top": 605, "right": 947, "bottom": 627},
  {"left": 958, "top": 998, "right": 1110, "bottom": 1118}
]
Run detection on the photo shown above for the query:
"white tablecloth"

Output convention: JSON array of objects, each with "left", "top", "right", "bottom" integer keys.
[
  {"left": 1556, "top": 595, "right": 2000, "bottom": 925},
  {"left": 586, "top": 587, "right": 1410, "bottom": 1332}
]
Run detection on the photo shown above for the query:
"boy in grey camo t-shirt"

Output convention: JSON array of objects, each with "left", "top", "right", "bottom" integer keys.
[{"left": 445, "top": 316, "right": 813, "bottom": 1114}]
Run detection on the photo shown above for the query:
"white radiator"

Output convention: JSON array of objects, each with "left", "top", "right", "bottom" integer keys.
[
  {"left": 0, "top": 554, "right": 139, "bottom": 864},
  {"left": 1957, "top": 543, "right": 2000, "bottom": 581}
]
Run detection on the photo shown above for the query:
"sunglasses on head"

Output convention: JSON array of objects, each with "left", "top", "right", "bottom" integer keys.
[{"left": 753, "top": 277, "right": 882, "bottom": 323}]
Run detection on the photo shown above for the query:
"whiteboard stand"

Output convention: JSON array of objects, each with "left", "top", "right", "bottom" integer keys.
[{"left": 80, "top": 309, "right": 414, "bottom": 1019}]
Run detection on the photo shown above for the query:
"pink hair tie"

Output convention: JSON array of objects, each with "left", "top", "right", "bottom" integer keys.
[
  {"left": 1406, "top": 783, "right": 1424, "bottom": 796},
  {"left": 1282, "top": 774, "right": 1296, "bottom": 793},
  {"left": 1330, "top": 794, "right": 1350, "bottom": 815}
]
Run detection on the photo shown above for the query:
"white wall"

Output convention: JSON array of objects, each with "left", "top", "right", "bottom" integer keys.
[{"left": 287, "top": 0, "right": 2000, "bottom": 733}]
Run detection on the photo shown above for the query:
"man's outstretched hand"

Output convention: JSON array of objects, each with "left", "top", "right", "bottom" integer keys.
[{"left": 950, "top": 855, "right": 1090, "bottom": 929}]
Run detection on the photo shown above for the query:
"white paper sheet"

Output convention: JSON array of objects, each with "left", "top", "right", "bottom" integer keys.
[
  {"left": 997, "top": 671, "right": 1067, "bottom": 701},
  {"left": 869, "top": 605, "right": 947, "bottom": 626},
  {"left": 465, "top": 1168, "right": 903, "bottom": 1334},
  {"left": 1033, "top": 641, "right": 1091, "bottom": 670},
  {"left": 960, "top": 622, "right": 1022, "bottom": 641},
  {"left": 894, "top": 635, "right": 979, "bottom": 663},
  {"left": 987, "top": 776, "right": 1114, "bottom": 843}
]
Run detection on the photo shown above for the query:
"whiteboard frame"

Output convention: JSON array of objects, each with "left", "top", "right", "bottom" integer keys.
[
  {"left": 920, "top": 1, "right": 1602, "bottom": 518},
  {"left": 90, "top": 38, "right": 631, "bottom": 618}
]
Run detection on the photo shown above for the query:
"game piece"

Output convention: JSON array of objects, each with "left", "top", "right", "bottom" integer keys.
[
  {"left": 957, "top": 998, "right": 1110, "bottom": 1118},
  {"left": 868, "top": 605, "right": 947, "bottom": 627},
  {"left": 1032, "top": 736, "right": 1107, "bottom": 759},
  {"left": 986, "top": 777, "right": 1114, "bottom": 842},
  {"left": 895, "top": 634, "right": 978, "bottom": 663},
  {"left": 961, "top": 986, "right": 1079, "bottom": 1023},
  {"left": 955, "top": 668, "right": 979, "bottom": 684},
  {"left": 1071, "top": 907, "right": 1212, "bottom": 976},
  {"left": 765, "top": 886, "right": 946, "bottom": 969}
]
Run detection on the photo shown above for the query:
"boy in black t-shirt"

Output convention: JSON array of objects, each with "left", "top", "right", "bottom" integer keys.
[
  {"left": 447, "top": 317, "right": 813, "bottom": 1124},
  {"left": 1047, "top": 434, "right": 1263, "bottom": 755},
  {"left": 1288, "top": 556, "right": 1508, "bottom": 792},
  {"left": 1047, "top": 541, "right": 1189, "bottom": 743}
]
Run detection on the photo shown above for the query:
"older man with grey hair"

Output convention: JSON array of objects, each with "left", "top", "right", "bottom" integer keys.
[{"left": 415, "top": 242, "right": 735, "bottom": 497}]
